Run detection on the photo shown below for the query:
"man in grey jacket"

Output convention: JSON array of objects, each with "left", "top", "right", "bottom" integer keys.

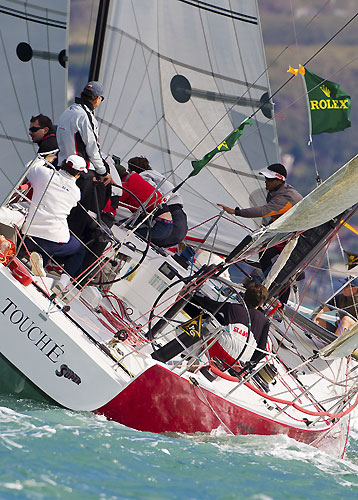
[
  {"left": 218, "top": 163, "right": 302, "bottom": 225},
  {"left": 57, "top": 81, "right": 112, "bottom": 240},
  {"left": 218, "top": 163, "right": 302, "bottom": 294}
]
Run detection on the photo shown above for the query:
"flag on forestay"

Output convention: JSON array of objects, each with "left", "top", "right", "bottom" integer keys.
[
  {"left": 190, "top": 119, "right": 253, "bottom": 178},
  {"left": 344, "top": 250, "right": 358, "bottom": 271},
  {"left": 287, "top": 66, "right": 351, "bottom": 136}
]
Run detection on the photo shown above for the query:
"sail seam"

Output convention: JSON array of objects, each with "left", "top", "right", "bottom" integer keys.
[
  {"left": 0, "top": 7, "right": 66, "bottom": 29},
  {"left": 0, "top": 134, "right": 33, "bottom": 145},
  {"left": 106, "top": 25, "right": 267, "bottom": 91},
  {"left": 176, "top": 0, "right": 258, "bottom": 24}
]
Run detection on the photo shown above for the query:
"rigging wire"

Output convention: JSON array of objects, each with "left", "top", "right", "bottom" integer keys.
[
  {"left": 236, "top": 51, "right": 358, "bottom": 161},
  {"left": 94, "top": 1, "right": 357, "bottom": 204}
]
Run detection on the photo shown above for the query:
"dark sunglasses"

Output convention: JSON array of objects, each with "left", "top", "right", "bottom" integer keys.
[
  {"left": 29, "top": 126, "right": 43, "bottom": 133},
  {"left": 265, "top": 177, "right": 280, "bottom": 182}
]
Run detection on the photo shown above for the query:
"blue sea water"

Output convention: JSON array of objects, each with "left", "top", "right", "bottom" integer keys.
[{"left": 0, "top": 396, "right": 357, "bottom": 500}]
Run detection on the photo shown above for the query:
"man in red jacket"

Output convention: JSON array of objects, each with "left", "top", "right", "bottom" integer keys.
[
  {"left": 107, "top": 165, "right": 173, "bottom": 246},
  {"left": 117, "top": 170, "right": 164, "bottom": 212}
]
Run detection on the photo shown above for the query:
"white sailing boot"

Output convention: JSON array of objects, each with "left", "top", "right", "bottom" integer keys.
[
  {"left": 30, "top": 252, "right": 46, "bottom": 277},
  {"left": 51, "top": 274, "right": 74, "bottom": 303}
]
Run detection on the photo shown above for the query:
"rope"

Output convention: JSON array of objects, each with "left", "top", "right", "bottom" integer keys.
[{"left": 210, "top": 362, "right": 358, "bottom": 419}]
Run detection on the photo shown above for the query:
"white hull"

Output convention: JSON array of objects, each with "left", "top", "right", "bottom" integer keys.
[{"left": 0, "top": 226, "right": 356, "bottom": 458}]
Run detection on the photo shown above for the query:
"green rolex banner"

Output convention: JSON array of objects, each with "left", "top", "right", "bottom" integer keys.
[
  {"left": 303, "top": 68, "right": 351, "bottom": 135},
  {"left": 190, "top": 119, "right": 253, "bottom": 177}
]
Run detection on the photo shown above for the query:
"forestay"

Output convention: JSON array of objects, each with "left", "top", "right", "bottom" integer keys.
[
  {"left": 96, "top": 0, "right": 280, "bottom": 254},
  {"left": 0, "top": 0, "right": 68, "bottom": 206}
]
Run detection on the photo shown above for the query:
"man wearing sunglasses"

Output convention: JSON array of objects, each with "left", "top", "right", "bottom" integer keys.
[
  {"left": 217, "top": 164, "right": 302, "bottom": 302},
  {"left": 29, "top": 114, "right": 58, "bottom": 155}
]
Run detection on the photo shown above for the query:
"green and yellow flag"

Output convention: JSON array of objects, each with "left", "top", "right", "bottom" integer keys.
[
  {"left": 190, "top": 119, "right": 253, "bottom": 177},
  {"left": 288, "top": 66, "right": 351, "bottom": 135},
  {"left": 344, "top": 250, "right": 358, "bottom": 271},
  {"left": 303, "top": 68, "right": 351, "bottom": 135}
]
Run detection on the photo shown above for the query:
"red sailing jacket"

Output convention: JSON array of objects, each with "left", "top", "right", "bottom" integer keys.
[{"left": 118, "top": 172, "right": 164, "bottom": 212}]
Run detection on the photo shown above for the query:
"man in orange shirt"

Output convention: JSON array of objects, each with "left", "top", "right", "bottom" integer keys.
[{"left": 218, "top": 163, "right": 302, "bottom": 290}]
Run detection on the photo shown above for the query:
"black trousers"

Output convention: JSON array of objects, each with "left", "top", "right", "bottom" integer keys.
[
  {"left": 68, "top": 171, "right": 111, "bottom": 241},
  {"left": 68, "top": 172, "right": 111, "bottom": 274}
]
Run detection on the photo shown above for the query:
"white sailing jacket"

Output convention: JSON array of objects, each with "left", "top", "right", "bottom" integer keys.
[
  {"left": 22, "top": 159, "right": 81, "bottom": 243},
  {"left": 218, "top": 323, "right": 258, "bottom": 363},
  {"left": 57, "top": 100, "right": 106, "bottom": 175}
]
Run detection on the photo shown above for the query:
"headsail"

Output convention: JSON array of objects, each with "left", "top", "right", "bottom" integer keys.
[
  {"left": 95, "top": 0, "right": 279, "bottom": 254},
  {"left": 0, "top": 0, "right": 68, "bottom": 206}
]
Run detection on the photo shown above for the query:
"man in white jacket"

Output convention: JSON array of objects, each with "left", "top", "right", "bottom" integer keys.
[
  {"left": 23, "top": 155, "right": 87, "bottom": 280},
  {"left": 56, "top": 81, "right": 112, "bottom": 240}
]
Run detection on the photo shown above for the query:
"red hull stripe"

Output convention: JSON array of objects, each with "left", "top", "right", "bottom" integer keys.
[{"left": 95, "top": 364, "right": 335, "bottom": 443}]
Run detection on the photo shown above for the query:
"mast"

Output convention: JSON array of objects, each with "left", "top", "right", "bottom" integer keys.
[{"left": 88, "top": 0, "right": 111, "bottom": 81}]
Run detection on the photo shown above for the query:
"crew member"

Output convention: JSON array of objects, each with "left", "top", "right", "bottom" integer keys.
[
  {"left": 218, "top": 163, "right": 302, "bottom": 302},
  {"left": 29, "top": 114, "right": 58, "bottom": 155},
  {"left": 194, "top": 282, "right": 269, "bottom": 364},
  {"left": 22, "top": 154, "right": 87, "bottom": 288},
  {"left": 313, "top": 278, "right": 358, "bottom": 335},
  {"left": 127, "top": 156, "right": 188, "bottom": 247},
  {"left": 56, "top": 81, "right": 112, "bottom": 240}
]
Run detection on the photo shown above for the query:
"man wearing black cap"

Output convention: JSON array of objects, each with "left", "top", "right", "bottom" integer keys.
[
  {"left": 218, "top": 163, "right": 302, "bottom": 288},
  {"left": 56, "top": 81, "right": 112, "bottom": 239}
]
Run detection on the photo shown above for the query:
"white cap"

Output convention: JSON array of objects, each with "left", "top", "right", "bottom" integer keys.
[
  {"left": 259, "top": 163, "right": 287, "bottom": 181},
  {"left": 66, "top": 155, "right": 87, "bottom": 173}
]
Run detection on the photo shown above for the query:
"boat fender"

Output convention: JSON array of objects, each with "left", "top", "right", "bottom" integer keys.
[{"left": 8, "top": 257, "right": 33, "bottom": 287}]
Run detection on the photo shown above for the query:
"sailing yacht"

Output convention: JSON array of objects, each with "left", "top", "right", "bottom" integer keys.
[{"left": 0, "top": 0, "right": 357, "bottom": 458}]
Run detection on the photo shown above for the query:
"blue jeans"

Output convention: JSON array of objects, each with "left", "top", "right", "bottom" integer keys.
[
  {"left": 24, "top": 235, "right": 86, "bottom": 277},
  {"left": 135, "top": 217, "right": 173, "bottom": 246}
]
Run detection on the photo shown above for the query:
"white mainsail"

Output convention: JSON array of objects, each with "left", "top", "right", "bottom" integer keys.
[
  {"left": 96, "top": 0, "right": 280, "bottom": 254},
  {"left": 0, "top": 0, "right": 68, "bottom": 206}
]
